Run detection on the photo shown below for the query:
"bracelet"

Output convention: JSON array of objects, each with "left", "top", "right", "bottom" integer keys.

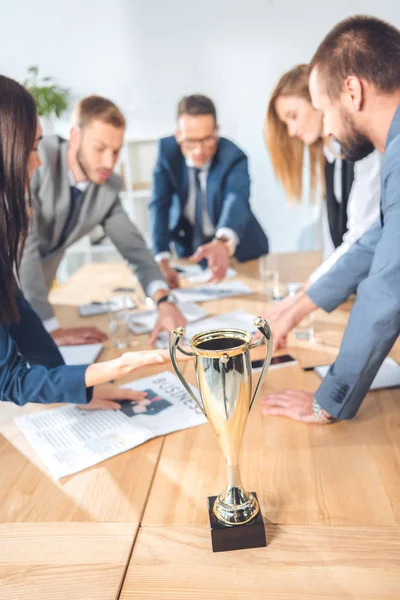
[
  {"left": 156, "top": 294, "right": 175, "bottom": 307},
  {"left": 312, "top": 396, "right": 335, "bottom": 423}
]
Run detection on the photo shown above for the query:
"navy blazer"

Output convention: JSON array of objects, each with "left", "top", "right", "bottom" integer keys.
[
  {"left": 149, "top": 136, "right": 269, "bottom": 261},
  {"left": 0, "top": 291, "right": 90, "bottom": 406}
]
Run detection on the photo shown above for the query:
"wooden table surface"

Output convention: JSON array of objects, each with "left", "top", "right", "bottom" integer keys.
[{"left": 1, "top": 251, "right": 399, "bottom": 599}]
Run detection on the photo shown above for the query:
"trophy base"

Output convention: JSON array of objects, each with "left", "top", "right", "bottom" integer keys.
[{"left": 207, "top": 492, "right": 267, "bottom": 553}]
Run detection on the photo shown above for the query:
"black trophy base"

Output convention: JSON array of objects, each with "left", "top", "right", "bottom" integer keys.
[{"left": 207, "top": 492, "right": 267, "bottom": 553}]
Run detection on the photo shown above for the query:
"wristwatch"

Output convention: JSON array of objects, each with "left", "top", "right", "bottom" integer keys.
[
  {"left": 216, "top": 236, "right": 235, "bottom": 257},
  {"left": 156, "top": 294, "right": 176, "bottom": 307},
  {"left": 312, "top": 396, "right": 335, "bottom": 423}
]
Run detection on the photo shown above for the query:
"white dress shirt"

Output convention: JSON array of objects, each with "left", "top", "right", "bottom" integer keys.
[
  {"left": 155, "top": 159, "right": 239, "bottom": 262},
  {"left": 309, "top": 146, "right": 382, "bottom": 284}
]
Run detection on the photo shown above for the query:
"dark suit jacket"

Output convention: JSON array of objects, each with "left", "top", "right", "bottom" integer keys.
[
  {"left": 0, "top": 291, "right": 90, "bottom": 406},
  {"left": 149, "top": 136, "right": 269, "bottom": 261}
]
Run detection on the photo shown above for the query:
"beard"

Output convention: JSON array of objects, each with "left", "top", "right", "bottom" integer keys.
[{"left": 337, "top": 108, "right": 375, "bottom": 162}]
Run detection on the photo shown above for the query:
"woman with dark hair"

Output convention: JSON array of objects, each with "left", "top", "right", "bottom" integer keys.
[{"left": 0, "top": 75, "right": 172, "bottom": 408}]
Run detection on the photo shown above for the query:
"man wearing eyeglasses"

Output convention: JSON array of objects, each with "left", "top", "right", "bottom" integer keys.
[{"left": 149, "top": 94, "right": 269, "bottom": 288}]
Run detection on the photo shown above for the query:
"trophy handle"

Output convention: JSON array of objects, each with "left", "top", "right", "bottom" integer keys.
[
  {"left": 249, "top": 317, "right": 273, "bottom": 409},
  {"left": 169, "top": 327, "right": 207, "bottom": 417}
]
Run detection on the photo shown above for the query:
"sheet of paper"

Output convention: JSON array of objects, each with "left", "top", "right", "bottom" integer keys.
[
  {"left": 59, "top": 343, "right": 103, "bottom": 365},
  {"left": 129, "top": 302, "right": 208, "bottom": 335},
  {"left": 315, "top": 357, "right": 400, "bottom": 390},
  {"left": 15, "top": 371, "right": 206, "bottom": 479},
  {"left": 172, "top": 280, "right": 252, "bottom": 304},
  {"left": 173, "top": 264, "right": 237, "bottom": 284},
  {"left": 155, "top": 309, "right": 259, "bottom": 349}
]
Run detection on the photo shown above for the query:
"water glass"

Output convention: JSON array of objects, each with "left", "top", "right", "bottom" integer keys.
[
  {"left": 259, "top": 257, "right": 280, "bottom": 299},
  {"left": 107, "top": 295, "right": 134, "bottom": 349}
]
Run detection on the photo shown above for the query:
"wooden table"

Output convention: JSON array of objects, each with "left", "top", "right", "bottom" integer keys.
[{"left": 1, "top": 251, "right": 399, "bottom": 599}]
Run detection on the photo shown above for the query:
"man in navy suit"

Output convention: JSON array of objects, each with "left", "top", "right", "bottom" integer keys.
[{"left": 149, "top": 95, "right": 269, "bottom": 288}]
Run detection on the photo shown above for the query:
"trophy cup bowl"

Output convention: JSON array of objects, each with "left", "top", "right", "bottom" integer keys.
[{"left": 169, "top": 317, "right": 273, "bottom": 552}]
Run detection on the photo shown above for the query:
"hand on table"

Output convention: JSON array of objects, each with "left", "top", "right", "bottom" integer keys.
[
  {"left": 150, "top": 303, "right": 187, "bottom": 345},
  {"left": 161, "top": 265, "right": 180, "bottom": 289},
  {"left": 261, "top": 389, "right": 333, "bottom": 423},
  {"left": 52, "top": 326, "right": 108, "bottom": 346},
  {"left": 190, "top": 239, "right": 230, "bottom": 283},
  {"left": 83, "top": 385, "right": 148, "bottom": 410}
]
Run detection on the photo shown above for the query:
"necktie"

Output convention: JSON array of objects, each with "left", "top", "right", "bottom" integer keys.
[
  {"left": 60, "top": 186, "right": 83, "bottom": 245},
  {"left": 193, "top": 167, "right": 205, "bottom": 252}
]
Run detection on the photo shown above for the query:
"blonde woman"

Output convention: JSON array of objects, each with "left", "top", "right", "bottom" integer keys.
[{"left": 264, "top": 64, "right": 381, "bottom": 317}]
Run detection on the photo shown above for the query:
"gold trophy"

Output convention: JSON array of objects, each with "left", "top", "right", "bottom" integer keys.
[{"left": 169, "top": 317, "right": 272, "bottom": 552}]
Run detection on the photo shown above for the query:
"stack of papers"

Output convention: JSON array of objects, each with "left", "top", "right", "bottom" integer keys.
[
  {"left": 129, "top": 302, "right": 208, "bottom": 335},
  {"left": 172, "top": 280, "right": 252, "bottom": 303},
  {"left": 15, "top": 371, "right": 206, "bottom": 479}
]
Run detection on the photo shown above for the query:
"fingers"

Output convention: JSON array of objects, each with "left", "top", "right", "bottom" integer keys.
[
  {"left": 83, "top": 399, "right": 122, "bottom": 410},
  {"left": 77, "top": 327, "right": 108, "bottom": 340},
  {"left": 261, "top": 393, "right": 296, "bottom": 409},
  {"left": 149, "top": 324, "right": 161, "bottom": 346},
  {"left": 122, "top": 349, "right": 169, "bottom": 367},
  {"left": 208, "top": 270, "right": 224, "bottom": 284},
  {"left": 272, "top": 335, "right": 287, "bottom": 352},
  {"left": 189, "top": 245, "right": 206, "bottom": 263},
  {"left": 110, "top": 388, "right": 148, "bottom": 401}
]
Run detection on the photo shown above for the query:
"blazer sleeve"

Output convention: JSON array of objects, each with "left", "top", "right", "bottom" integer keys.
[
  {"left": 9, "top": 291, "right": 65, "bottom": 369},
  {"left": 313, "top": 164, "right": 400, "bottom": 419},
  {"left": 0, "top": 321, "right": 89, "bottom": 407},
  {"left": 307, "top": 219, "right": 381, "bottom": 312},
  {"left": 148, "top": 142, "right": 174, "bottom": 255},
  {"left": 102, "top": 195, "right": 166, "bottom": 295},
  {"left": 19, "top": 176, "right": 55, "bottom": 321},
  {"left": 215, "top": 153, "right": 252, "bottom": 238}
]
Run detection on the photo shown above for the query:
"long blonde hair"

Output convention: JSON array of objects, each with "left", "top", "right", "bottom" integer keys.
[{"left": 265, "top": 64, "right": 325, "bottom": 202}]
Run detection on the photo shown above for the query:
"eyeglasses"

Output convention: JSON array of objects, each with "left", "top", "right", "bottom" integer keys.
[{"left": 180, "top": 135, "right": 218, "bottom": 152}]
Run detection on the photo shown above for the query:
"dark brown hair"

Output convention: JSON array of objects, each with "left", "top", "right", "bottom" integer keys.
[
  {"left": 311, "top": 15, "right": 400, "bottom": 99},
  {"left": 177, "top": 94, "right": 217, "bottom": 124},
  {"left": 265, "top": 64, "right": 325, "bottom": 202},
  {"left": 72, "top": 95, "right": 126, "bottom": 129},
  {"left": 0, "top": 75, "right": 37, "bottom": 324}
]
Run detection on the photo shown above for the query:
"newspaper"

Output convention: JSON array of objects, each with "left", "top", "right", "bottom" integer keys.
[{"left": 15, "top": 371, "right": 206, "bottom": 480}]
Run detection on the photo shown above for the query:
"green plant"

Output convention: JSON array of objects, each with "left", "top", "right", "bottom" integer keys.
[{"left": 24, "top": 65, "right": 69, "bottom": 118}]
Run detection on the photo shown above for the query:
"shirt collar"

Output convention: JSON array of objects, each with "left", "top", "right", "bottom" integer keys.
[
  {"left": 68, "top": 170, "right": 90, "bottom": 193},
  {"left": 385, "top": 102, "right": 400, "bottom": 149},
  {"left": 324, "top": 139, "right": 341, "bottom": 164},
  {"left": 185, "top": 158, "right": 211, "bottom": 173}
]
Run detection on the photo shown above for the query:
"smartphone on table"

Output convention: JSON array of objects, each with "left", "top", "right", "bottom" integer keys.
[{"left": 251, "top": 354, "right": 297, "bottom": 372}]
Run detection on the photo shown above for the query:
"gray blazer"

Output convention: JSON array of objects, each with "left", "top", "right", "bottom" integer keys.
[
  {"left": 20, "top": 136, "right": 164, "bottom": 321},
  {"left": 308, "top": 103, "right": 400, "bottom": 419}
]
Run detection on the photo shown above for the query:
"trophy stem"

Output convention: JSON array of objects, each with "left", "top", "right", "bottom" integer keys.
[{"left": 213, "top": 463, "right": 259, "bottom": 526}]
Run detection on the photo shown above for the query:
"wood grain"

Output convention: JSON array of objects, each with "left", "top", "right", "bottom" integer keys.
[
  {"left": 120, "top": 525, "right": 400, "bottom": 600},
  {"left": 0, "top": 522, "right": 137, "bottom": 600}
]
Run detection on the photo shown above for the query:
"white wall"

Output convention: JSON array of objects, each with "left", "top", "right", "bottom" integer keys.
[{"left": 2, "top": 0, "right": 400, "bottom": 252}]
